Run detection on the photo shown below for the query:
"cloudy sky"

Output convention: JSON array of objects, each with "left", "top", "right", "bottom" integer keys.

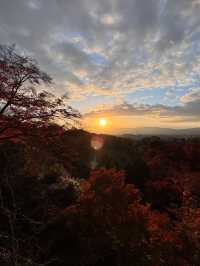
[{"left": 0, "top": 0, "right": 200, "bottom": 132}]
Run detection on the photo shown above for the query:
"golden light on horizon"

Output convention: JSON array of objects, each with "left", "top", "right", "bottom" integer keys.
[
  {"left": 85, "top": 114, "right": 176, "bottom": 134},
  {"left": 84, "top": 115, "right": 155, "bottom": 134},
  {"left": 99, "top": 118, "right": 108, "bottom": 127}
]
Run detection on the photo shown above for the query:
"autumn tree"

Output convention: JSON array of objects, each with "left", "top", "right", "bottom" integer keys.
[
  {"left": 0, "top": 44, "right": 80, "bottom": 140},
  {"left": 40, "top": 168, "right": 185, "bottom": 266}
]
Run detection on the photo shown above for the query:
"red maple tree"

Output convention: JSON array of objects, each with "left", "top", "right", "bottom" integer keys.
[{"left": 0, "top": 44, "right": 80, "bottom": 141}]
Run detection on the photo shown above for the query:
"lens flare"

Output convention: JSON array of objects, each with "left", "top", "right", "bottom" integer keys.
[{"left": 91, "top": 136, "right": 104, "bottom": 150}]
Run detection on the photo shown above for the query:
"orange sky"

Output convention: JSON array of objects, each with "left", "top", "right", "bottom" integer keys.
[{"left": 83, "top": 115, "right": 200, "bottom": 134}]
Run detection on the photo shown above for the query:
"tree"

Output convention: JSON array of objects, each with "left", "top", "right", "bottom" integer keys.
[
  {"left": 41, "top": 168, "right": 184, "bottom": 266},
  {"left": 0, "top": 44, "right": 80, "bottom": 140},
  {"left": 144, "top": 179, "right": 182, "bottom": 212}
]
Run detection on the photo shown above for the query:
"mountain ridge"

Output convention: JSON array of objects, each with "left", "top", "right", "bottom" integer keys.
[{"left": 120, "top": 127, "right": 200, "bottom": 136}]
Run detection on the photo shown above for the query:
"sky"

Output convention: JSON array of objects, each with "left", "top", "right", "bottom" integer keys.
[{"left": 0, "top": 0, "right": 200, "bottom": 133}]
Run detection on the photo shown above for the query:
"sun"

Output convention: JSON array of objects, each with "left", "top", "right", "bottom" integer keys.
[{"left": 99, "top": 118, "right": 107, "bottom": 127}]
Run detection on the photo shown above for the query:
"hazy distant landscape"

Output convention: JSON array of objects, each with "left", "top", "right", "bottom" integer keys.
[
  {"left": 120, "top": 127, "right": 200, "bottom": 138},
  {"left": 123, "top": 127, "right": 200, "bottom": 135}
]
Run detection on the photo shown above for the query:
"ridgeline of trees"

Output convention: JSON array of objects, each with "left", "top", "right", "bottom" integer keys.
[{"left": 0, "top": 45, "right": 200, "bottom": 266}]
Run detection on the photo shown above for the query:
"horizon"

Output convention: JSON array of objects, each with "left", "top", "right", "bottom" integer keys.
[{"left": 85, "top": 125, "right": 200, "bottom": 136}]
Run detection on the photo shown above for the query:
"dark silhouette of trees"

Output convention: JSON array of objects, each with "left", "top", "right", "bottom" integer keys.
[
  {"left": 0, "top": 132, "right": 200, "bottom": 265},
  {"left": 0, "top": 44, "right": 80, "bottom": 141},
  {"left": 41, "top": 168, "right": 200, "bottom": 266},
  {"left": 145, "top": 179, "right": 183, "bottom": 212}
]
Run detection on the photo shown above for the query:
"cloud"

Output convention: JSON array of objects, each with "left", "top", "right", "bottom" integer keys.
[
  {"left": 50, "top": 41, "right": 97, "bottom": 73},
  {"left": 1, "top": 0, "right": 200, "bottom": 117},
  {"left": 85, "top": 97, "right": 200, "bottom": 122},
  {"left": 180, "top": 88, "right": 200, "bottom": 103}
]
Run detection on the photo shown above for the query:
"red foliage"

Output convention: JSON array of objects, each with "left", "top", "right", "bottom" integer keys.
[
  {"left": 145, "top": 179, "right": 183, "bottom": 211},
  {"left": 42, "top": 168, "right": 190, "bottom": 265},
  {"left": 0, "top": 45, "right": 80, "bottom": 141}
]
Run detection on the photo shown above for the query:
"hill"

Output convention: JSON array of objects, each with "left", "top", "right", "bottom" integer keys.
[{"left": 121, "top": 127, "right": 200, "bottom": 138}]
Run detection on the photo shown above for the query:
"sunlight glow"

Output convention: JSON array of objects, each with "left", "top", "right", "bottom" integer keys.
[{"left": 99, "top": 118, "right": 107, "bottom": 127}]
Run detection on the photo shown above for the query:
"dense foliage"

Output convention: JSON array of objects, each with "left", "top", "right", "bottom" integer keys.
[
  {"left": 0, "top": 131, "right": 200, "bottom": 266},
  {"left": 0, "top": 44, "right": 80, "bottom": 141}
]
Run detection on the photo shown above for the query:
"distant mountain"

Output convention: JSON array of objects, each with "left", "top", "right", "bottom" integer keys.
[{"left": 120, "top": 127, "right": 200, "bottom": 137}]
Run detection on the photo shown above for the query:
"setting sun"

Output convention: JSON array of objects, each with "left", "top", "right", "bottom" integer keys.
[{"left": 99, "top": 118, "right": 108, "bottom": 127}]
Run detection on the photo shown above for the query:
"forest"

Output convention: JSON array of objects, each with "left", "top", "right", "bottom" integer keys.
[{"left": 0, "top": 45, "right": 200, "bottom": 266}]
